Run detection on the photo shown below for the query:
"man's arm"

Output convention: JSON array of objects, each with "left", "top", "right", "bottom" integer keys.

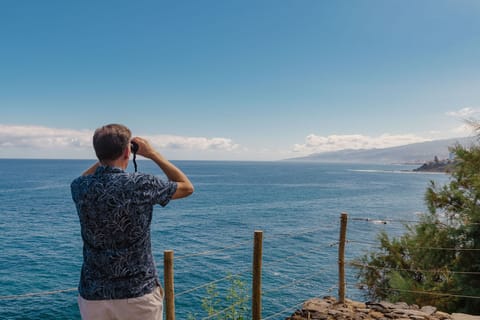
[
  {"left": 132, "top": 137, "right": 194, "bottom": 199},
  {"left": 81, "top": 162, "right": 101, "bottom": 176},
  {"left": 149, "top": 151, "right": 194, "bottom": 199}
]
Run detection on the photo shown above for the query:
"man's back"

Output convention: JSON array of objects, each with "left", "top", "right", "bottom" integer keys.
[{"left": 71, "top": 165, "right": 177, "bottom": 300}]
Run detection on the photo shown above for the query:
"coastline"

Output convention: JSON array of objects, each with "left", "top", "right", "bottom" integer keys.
[
  {"left": 286, "top": 296, "right": 480, "bottom": 320},
  {"left": 413, "top": 160, "right": 456, "bottom": 173}
]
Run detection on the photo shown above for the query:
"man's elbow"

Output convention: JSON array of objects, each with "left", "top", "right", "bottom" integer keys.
[
  {"left": 185, "top": 183, "right": 194, "bottom": 196},
  {"left": 173, "top": 182, "right": 194, "bottom": 199}
]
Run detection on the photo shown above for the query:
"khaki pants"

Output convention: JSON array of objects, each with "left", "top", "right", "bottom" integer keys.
[{"left": 78, "top": 286, "right": 163, "bottom": 320}]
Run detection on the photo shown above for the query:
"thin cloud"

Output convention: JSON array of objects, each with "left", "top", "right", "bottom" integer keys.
[
  {"left": 450, "top": 123, "right": 476, "bottom": 136},
  {"left": 446, "top": 107, "right": 480, "bottom": 118},
  {"left": 147, "top": 135, "right": 239, "bottom": 151},
  {"left": 0, "top": 124, "right": 92, "bottom": 149},
  {"left": 0, "top": 124, "right": 239, "bottom": 153},
  {"left": 293, "top": 133, "right": 430, "bottom": 155}
]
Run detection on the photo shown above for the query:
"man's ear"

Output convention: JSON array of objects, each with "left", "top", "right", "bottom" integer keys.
[{"left": 123, "top": 145, "right": 130, "bottom": 159}]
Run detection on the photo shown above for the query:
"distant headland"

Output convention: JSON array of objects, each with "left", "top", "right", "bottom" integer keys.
[
  {"left": 413, "top": 157, "right": 456, "bottom": 173},
  {"left": 286, "top": 137, "right": 474, "bottom": 166}
]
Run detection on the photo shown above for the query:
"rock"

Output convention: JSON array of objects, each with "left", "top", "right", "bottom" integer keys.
[
  {"left": 370, "top": 311, "right": 386, "bottom": 319},
  {"left": 402, "top": 309, "right": 430, "bottom": 318},
  {"left": 350, "top": 302, "right": 367, "bottom": 309},
  {"left": 286, "top": 298, "right": 458, "bottom": 320},
  {"left": 452, "top": 313, "right": 480, "bottom": 320},
  {"left": 409, "top": 316, "right": 426, "bottom": 320},
  {"left": 421, "top": 306, "right": 437, "bottom": 316},
  {"left": 435, "top": 311, "right": 453, "bottom": 320},
  {"left": 304, "top": 299, "right": 333, "bottom": 313},
  {"left": 394, "top": 302, "right": 410, "bottom": 309},
  {"left": 328, "top": 309, "right": 341, "bottom": 316}
]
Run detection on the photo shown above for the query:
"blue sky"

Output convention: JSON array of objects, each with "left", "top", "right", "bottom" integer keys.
[{"left": 1, "top": 0, "right": 480, "bottom": 160}]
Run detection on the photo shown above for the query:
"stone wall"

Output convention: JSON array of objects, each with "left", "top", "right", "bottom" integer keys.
[{"left": 286, "top": 296, "right": 456, "bottom": 320}]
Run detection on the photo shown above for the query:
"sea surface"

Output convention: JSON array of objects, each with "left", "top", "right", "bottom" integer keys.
[{"left": 0, "top": 159, "right": 449, "bottom": 319}]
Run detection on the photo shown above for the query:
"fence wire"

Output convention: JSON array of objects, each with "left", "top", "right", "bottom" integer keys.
[
  {"left": 262, "top": 302, "right": 303, "bottom": 320},
  {"left": 349, "top": 283, "right": 480, "bottom": 300},
  {"left": 175, "top": 239, "right": 252, "bottom": 260},
  {"left": 347, "top": 239, "right": 480, "bottom": 252},
  {"left": 349, "top": 261, "right": 480, "bottom": 275},
  {"left": 176, "top": 268, "right": 251, "bottom": 298},
  {"left": 0, "top": 288, "right": 77, "bottom": 301}
]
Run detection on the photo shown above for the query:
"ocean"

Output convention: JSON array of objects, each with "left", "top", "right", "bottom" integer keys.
[{"left": 0, "top": 159, "right": 449, "bottom": 319}]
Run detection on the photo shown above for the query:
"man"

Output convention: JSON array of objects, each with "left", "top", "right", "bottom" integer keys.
[{"left": 71, "top": 124, "right": 194, "bottom": 320}]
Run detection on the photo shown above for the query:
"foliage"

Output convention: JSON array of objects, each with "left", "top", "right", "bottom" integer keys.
[
  {"left": 188, "top": 274, "right": 250, "bottom": 320},
  {"left": 354, "top": 142, "right": 480, "bottom": 314}
]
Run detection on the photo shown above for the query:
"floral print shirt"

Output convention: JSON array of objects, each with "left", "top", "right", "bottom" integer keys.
[{"left": 71, "top": 165, "right": 177, "bottom": 300}]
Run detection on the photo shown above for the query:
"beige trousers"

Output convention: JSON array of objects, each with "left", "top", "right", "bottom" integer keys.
[{"left": 78, "top": 286, "right": 163, "bottom": 320}]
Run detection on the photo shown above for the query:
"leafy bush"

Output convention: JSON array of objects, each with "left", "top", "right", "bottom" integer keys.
[
  {"left": 354, "top": 142, "right": 480, "bottom": 314},
  {"left": 188, "top": 274, "right": 249, "bottom": 320}
]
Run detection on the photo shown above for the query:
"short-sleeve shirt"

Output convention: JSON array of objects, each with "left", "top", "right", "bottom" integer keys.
[{"left": 71, "top": 165, "right": 177, "bottom": 300}]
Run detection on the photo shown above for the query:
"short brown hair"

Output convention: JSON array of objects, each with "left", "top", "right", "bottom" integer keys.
[{"left": 93, "top": 124, "right": 132, "bottom": 161}]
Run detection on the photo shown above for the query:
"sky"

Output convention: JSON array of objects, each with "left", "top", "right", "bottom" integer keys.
[{"left": 1, "top": 0, "right": 480, "bottom": 161}]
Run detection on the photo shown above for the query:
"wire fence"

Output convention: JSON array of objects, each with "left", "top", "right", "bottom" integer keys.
[
  {"left": 0, "top": 223, "right": 340, "bottom": 319},
  {"left": 3, "top": 212, "right": 480, "bottom": 319},
  {"left": 168, "top": 226, "right": 340, "bottom": 319}
]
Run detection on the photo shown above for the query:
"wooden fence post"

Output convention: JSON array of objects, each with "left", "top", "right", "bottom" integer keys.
[
  {"left": 338, "top": 212, "right": 348, "bottom": 304},
  {"left": 164, "top": 250, "right": 175, "bottom": 320},
  {"left": 252, "top": 230, "right": 264, "bottom": 320}
]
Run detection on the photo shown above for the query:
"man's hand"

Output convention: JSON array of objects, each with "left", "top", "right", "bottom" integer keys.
[
  {"left": 131, "top": 137, "right": 157, "bottom": 159},
  {"left": 131, "top": 136, "right": 194, "bottom": 199}
]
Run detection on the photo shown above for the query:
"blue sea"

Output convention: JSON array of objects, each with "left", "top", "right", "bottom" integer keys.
[{"left": 0, "top": 159, "right": 449, "bottom": 319}]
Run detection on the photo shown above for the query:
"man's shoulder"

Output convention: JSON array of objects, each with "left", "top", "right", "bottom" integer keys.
[
  {"left": 71, "top": 175, "right": 85, "bottom": 187},
  {"left": 130, "top": 172, "right": 175, "bottom": 189},
  {"left": 130, "top": 172, "right": 162, "bottom": 184},
  {"left": 70, "top": 174, "right": 98, "bottom": 192}
]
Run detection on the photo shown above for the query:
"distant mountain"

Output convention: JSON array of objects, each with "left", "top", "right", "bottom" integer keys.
[{"left": 286, "top": 137, "right": 477, "bottom": 164}]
